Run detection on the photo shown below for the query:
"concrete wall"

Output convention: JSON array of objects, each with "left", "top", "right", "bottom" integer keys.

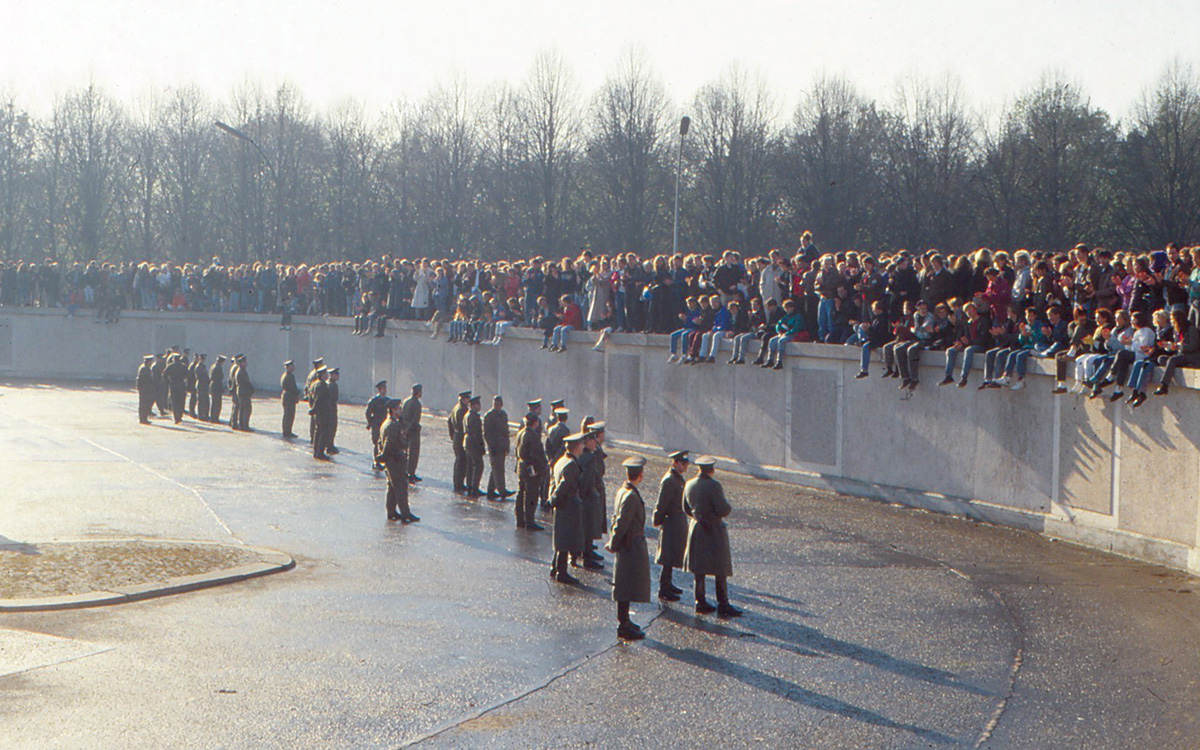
[{"left": 5, "top": 307, "right": 1199, "bottom": 576}]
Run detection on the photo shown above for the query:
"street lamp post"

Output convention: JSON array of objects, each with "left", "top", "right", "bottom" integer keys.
[{"left": 672, "top": 115, "right": 690, "bottom": 257}]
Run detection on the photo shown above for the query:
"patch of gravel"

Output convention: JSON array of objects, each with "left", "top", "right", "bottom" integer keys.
[{"left": 0, "top": 541, "right": 264, "bottom": 599}]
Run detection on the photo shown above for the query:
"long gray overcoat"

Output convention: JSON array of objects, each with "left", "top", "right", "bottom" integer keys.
[
  {"left": 682, "top": 474, "right": 733, "bottom": 577},
  {"left": 550, "top": 454, "right": 585, "bottom": 553},
  {"left": 609, "top": 482, "right": 650, "bottom": 603},
  {"left": 652, "top": 469, "right": 688, "bottom": 568}
]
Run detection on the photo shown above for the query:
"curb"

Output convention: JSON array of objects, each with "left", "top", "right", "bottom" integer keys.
[{"left": 0, "top": 540, "right": 295, "bottom": 613}]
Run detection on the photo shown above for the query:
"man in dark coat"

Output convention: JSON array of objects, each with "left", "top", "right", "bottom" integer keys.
[
  {"left": 652, "top": 450, "right": 690, "bottom": 602},
  {"left": 448, "top": 390, "right": 471, "bottom": 494},
  {"left": 305, "top": 357, "right": 325, "bottom": 442},
  {"left": 365, "top": 380, "right": 389, "bottom": 470},
  {"left": 227, "top": 355, "right": 241, "bottom": 430},
  {"left": 186, "top": 352, "right": 200, "bottom": 417},
  {"left": 151, "top": 353, "right": 168, "bottom": 417},
  {"left": 542, "top": 407, "right": 570, "bottom": 509},
  {"left": 309, "top": 367, "right": 333, "bottom": 459},
  {"left": 462, "top": 395, "right": 486, "bottom": 497},
  {"left": 401, "top": 384, "right": 423, "bottom": 482},
  {"left": 164, "top": 353, "right": 189, "bottom": 424},
  {"left": 280, "top": 360, "right": 300, "bottom": 438},
  {"left": 549, "top": 432, "right": 586, "bottom": 584},
  {"left": 514, "top": 412, "right": 547, "bottom": 530},
  {"left": 136, "top": 355, "right": 155, "bottom": 424},
  {"left": 326, "top": 367, "right": 341, "bottom": 453},
  {"left": 608, "top": 456, "right": 651, "bottom": 640},
  {"left": 683, "top": 456, "right": 742, "bottom": 618},
  {"left": 380, "top": 399, "right": 419, "bottom": 523},
  {"left": 194, "top": 354, "right": 210, "bottom": 421},
  {"left": 483, "top": 395, "right": 512, "bottom": 499},
  {"left": 234, "top": 354, "right": 254, "bottom": 430},
  {"left": 577, "top": 420, "right": 608, "bottom": 569},
  {"left": 208, "top": 356, "right": 226, "bottom": 424}
]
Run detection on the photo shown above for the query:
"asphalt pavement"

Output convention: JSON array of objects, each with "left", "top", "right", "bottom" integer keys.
[{"left": 0, "top": 380, "right": 1197, "bottom": 749}]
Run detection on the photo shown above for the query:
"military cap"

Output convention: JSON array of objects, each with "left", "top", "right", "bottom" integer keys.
[
  {"left": 142, "top": 355, "right": 155, "bottom": 361},
  {"left": 494, "top": 394, "right": 504, "bottom": 402},
  {"left": 329, "top": 367, "right": 340, "bottom": 374},
  {"left": 234, "top": 353, "right": 244, "bottom": 360},
  {"left": 695, "top": 456, "right": 717, "bottom": 467},
  {"left": 386, "top": 399, "right": 403, "bottom": 410},
  {"left": 375, "top": 380, "right": 388, "bottom": 389},
  {"left": 527, "top": 399, "right": 542, "bottom": 408},
  {"left": 581, "top": 416, "right": 595, "bottom": 430},
  {"left": 622, "top": 456, "right": 647, "bottom": 468},
  {"left": 215, "top": 355, "right": 227, "bottom": 362},
  {"left": 554, "top": 408, "right": 569, "bottom": 417},
  {"left": 588, "top": 420, "right": 606, "bottom": 433},
  {"left": 524, "top": 412, "right": 538, "bottom": 423},
  {"left": 312, "top": 358, "right": 324, "bottom": 366},
  {"left": 563, "top": 431, "right": 586, "bottom": 444},
  {"left": 198, "top": 353, "right": 206, "bottom": 358},
  {"left": 183, "top": 348, "right": 190, "bottom": 354},
  {"left": 668, "top": 450, "right": 690, "bottom": 462},
  {"left": 283, "top": 360, "right": 294, "bottom": 367},
  {"left": 458, "top": 390, "right": 472, "bottom": 398},
  {"left": 316, "top": 365, "right": 328, "bottom": 373},
  {"left": 412, "top": 383, "right": 422, "bottom": 390},
  {"left": 469, "top": 394, "right": 481, "bottom": 404},
  {"left": 550, "top": 399, "right": 565, "bottom": 408}
]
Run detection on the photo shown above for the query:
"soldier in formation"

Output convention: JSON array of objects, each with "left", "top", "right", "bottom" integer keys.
[
  {"left": 193, "top": 353, "right": 210, "bottom": 421},
  {"left": 136, "top": 355, "right": 155, "bottom": 424},
  {"left": 280, "top": 360, "right": 301, "bottom": 438},
  {"left": 164, "top": 352, "right": 189, "bottom": 424},
  {"left": 209, "top": 355, "right": 226, "bottom": 424},
  {"left": 401, "top": 384, "right": 423, "bottom": 482},
  {"left": 327, "top": 367, "right": 341, "bottom": 454},
  {"left": 514, "top": 412, "right": 546, "bottom": 530},
  {"left": 543, "top": 407, "right": 570, "bottom": 509},
  {"left": 682, "top": 456, "right": 742, "bottom": 618},
  {"left": 447, "top": 390, "right": 470, "bottom": 494},
  {"left": 608, "top": 456, "right": 651, "bottom": 640},
  {"left": 462, "top": 395, "right": 486, "bottom": 497},
  {"left": 379, "top": 399, "right": 419, "bottom": 523},
  {"left": 232, "top": 354, "right": 254, "bottom": 431},
  {"left": 310, "top": 366, "right": 333, "bottom": 460},
  {"left": 483, "top": 396, "right": 512, "bottom": 499},
  {"left": 365, "top": 380, "right": 389, "bottom": 470},
  {"left": 548, "top": 430, "right": 587, "bottom": 584},
  {"left": 652, "top": 450, "right": 689, "bottom": 602}
]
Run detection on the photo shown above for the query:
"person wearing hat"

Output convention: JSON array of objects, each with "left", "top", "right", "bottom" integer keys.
[
  {"left": 484, "top": 396, "right": 512, "bottom": 500},
  {"left": 462, "top": 395, "right": 486, "bottom": 497},
  {"left": 577, "top": 420, "right": 608, "bottom": 569},
  {"left": 151, "top": 352, "right": 168, "bottom": 417},
  {"left": 136, "top": 355, "right": 156, "bottom": 424},
  {"left": 526, "top": 398, "right": 542, "bottom": 418},
  {"left": 227, "top": 355, "right": 242, "bottom": 430},
  {"left": 401, "top": 384, "right": 424, "bottom": 482},
  {"left": 542, "top": 407, "right": 570, "bottom": 509},
  {"left": 549, "top": 432, "right": 587, "bottom": 584},
  {"left": 234, "top": 354, "right": 254, "bottom": 431},
  {"left": 365, "top": 381, "right": 390, "bottom": 471},
  {"left": 380, "top": 398, "right": 418, "bottom": 523},
  {"left": 208, "top": 355, "right": 227, "bottom": 425},
  {"left": 607, "top": 456, "right": 651, "bottom": 640},
  {"left": 193, "top": 353, "right": 210, "bottom": 422},
  {"left": 683, "top": 457, "right": 742, "bottom": 617},
  {"left": 514, "top": 412, "right": 547, "bottom": 530},
  {"left": 186, "top": 351, "right": 201, "bottom": 418},
  {"left": 652, "top": 450, "right": 690, "bottom": 602},
  {"left": 309, "top": 367, "right": 333, "bottom": 459},
  {"left": 280, "top": 360, "right": 301, "bottom": 438},
  {"left": 326, "top": 367, "right": 341, "bottom": 454},
  {"left": 305, "top": 358, "right": 326, "bottom": 442},
  {"left": 164, "top": 352, "right": 189, "bottom": 425},
  {"left": 448, "top": 390, "right": 471, "bottom": 494}
]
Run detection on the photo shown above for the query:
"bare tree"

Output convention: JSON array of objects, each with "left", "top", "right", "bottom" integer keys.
[
  {"left": 0, "top": 98, "right": 36, "bottom": 260},
  {"left": 522, "top": 49, "right": 581, "bottom": 257},
  {"left": 58, "top": 83, "right": 126, "bottom": 260}
]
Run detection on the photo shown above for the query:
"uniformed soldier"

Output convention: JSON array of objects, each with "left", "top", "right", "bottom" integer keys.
[
  {"left": 526, "top": 399, "right": 542, "bottom": 422},
  {"left": 549, "top": 398, "right": 566, "bottom": 416},
  {"left": 280, "top": 360, "right": 301, "bottom": 438},
  {"left": 549, "top": 432, "right": 586, "bottom": 584},
  {"left": 380, "top": 399, "right": 419, "bottom": 523},
  {"left": 462, "top": 395, "right": 486, "bottom": 497},
  {"left": 483, "top": 396, "right": 511, "bottom": 499},
  {"left": 327, "top": 367, "right": 341, "bottom": 454},
  {"left": 652, "top": 450, "right": 690, "bottom": 602},
  {"left": 234, "top": 354, "right": 254, "bottom": 430},
  {"left": 186, "top": 352, "right": 200, "bottom": 417},
  {"left": 151, "top": 353, "right": 168, "bottom": 417},
  {"left": 309, "top": 367, "right": 333, "bottom": 460},
  {"left": 584, "top": 420, "right": 609, "bottom": 565},
  {"left": 448, "top": 390, "right": 471, "bottom": 494},
  {"left": 136, "top": 355, "right": 155, "bottom": 424},
  {"left": 164, "top": 352, "right": 189, "bottom": 424},
  {"left": 194, "top": 353, "right": 210, "bottom": 422},
  {"left": 305, "top": 357, "right": 325, "bottom": 442},
  {"left": 575, "top": 423, "right": 606, "bottom": 570},
  {"left": 542, "top": 407, "right": 570, "bottom": 509},
  {"left": 227, "top": 354, "right": 242, "bottom": 430},
  {"left": 608, "top": 456, "right": 651, "bottom": 640},
  {"left": 365, "top": 380, "right": 389, "bottom": 470},
  {"left": 401, "top": 384, "right": 423, "bottom": 482},
  {"left": 683, "top": 457, "right": 742, "bottom": 618},
  {"left": 514, "top": 412, "right": 547, "bottom": 530},
  {"left": 208, "top": 355, "right": 226, "bottom": 424}
]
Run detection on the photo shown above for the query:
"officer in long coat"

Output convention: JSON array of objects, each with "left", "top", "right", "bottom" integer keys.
[
  {"left": 164, "top": 353, "right": 189, "bottom": 424},
  {"left": 462, "top": 395, "right": 486, "bottom": 497},
  {"left": 483, "top": 396, "right": 511, "bottom": 499},
  {"left": 365, "top": 380, "right": 389, "bottom": 470},
  {"left": 227, "top": 354, "right": 241, "bottom": 429},
  {"left": 234, "top": 354, "right": 254, "bottom": 430},
  {"left": 186, "top": 353, "right": 200, "bottom": 417},
  {"left": 280, "top": 360, "right": 300, "bottom": 438},
  {"left": 652, "top": 450, "right": 690, "bottom": 601},
  {"left": 194, "top": 354, "right": 210, "bottom": 421},
  {"left": 309, "top": 367, "right": 333, "bottom": 459},
  {"left": 447, "top": 390, "right": 471, "bottom": 494},
  {"left": 305, "top": 357, "right": 325, "bottom": 442},
  {"left": 548, "top": 432, "right": 586, "bottom": 584},
  {"left": 608, "top": 456, "right": 651, "bottom": 640},
  {"left": 401, "top": 384, "right": 423, "bottom": 482},
  {"left": 683, "top": 457, "right": 742, "bottom": 618},
  {"left": 379, "top": 399, "right": 419, "bottom": 523},
  {"left": 327, "top": 367, "right": 341, "bottom": 454},
  {"left": 514, "top": 412, "right": 547, "bottom": 530},
  {"left": 151, "top": 353, "right": 168, "bottom": 416},
  {"left": 542, "top": 407, "right": 570, "bottom": 509},
  {"left": 136, "top": 355, "right": 155, "bottom": 424},
  {"left": 208, "top": 356, "right": 226, "bottom": 424},
  {"left": 576, "top": 422, "right": 607, "bottom": 569}
]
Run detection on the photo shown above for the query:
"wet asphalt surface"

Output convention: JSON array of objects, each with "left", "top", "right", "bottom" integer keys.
[{"left": 0, "top": 381, "right": 1197, "bottom": 749}]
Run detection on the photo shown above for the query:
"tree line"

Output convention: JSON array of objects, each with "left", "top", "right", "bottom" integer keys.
[{"left": 1, "top": 50, "right": 1198, "bottom": 266}]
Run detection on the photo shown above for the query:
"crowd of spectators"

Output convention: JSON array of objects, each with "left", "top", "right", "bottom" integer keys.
[{"left": 3, "top": 233, "right": 1200, "bottom": 402}]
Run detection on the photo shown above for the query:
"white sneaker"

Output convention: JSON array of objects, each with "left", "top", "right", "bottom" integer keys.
[
  {"left": 666, "top": 355, "right": 677, "bottom": 363},
  {"left": 1011, "top": 379, "right": 1025, "bottom": 391}
]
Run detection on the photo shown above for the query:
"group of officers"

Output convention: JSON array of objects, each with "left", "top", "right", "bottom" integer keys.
[
  {"left": 135, "top": 348, "right": 253, "bottom": 430},
  {"left": 135, "top": 351, "right": 742, "bottom": 640}
]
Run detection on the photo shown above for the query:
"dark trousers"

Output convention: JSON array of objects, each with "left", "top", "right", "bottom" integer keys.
[
  {"left": 695, "top": 574, "right": 729, "bottom": 605},
  {"left": 237, "top": 398, "right": 252, "bottom": 429},
  {"left": 210, "top": 392, "right": 223, "bottom": 424},
  {"left": 313, "top": 417, "right": 330, "bottom": 457},
  {"left": 408, "top": 432, "right": 421, "bottom": 476},
  {"left": 1160, "top": 353, "right": 1200, "bottom": 386},
  {"left": 384, "top": 458, "right": 410, "bottom": 517},
  {"left": 659, "top": 566, "right": 676, "bottom": 592},
  {"left": 171, "top": 391, "right": 185, "bottom": 423},
  {"left": 329, "top": 413, "right": 338, "bottom": 448},
  {"left": 229, "top": 394, "right": 240, "bottom": 429},
  {"left": 452, "top": 442, "right": 467, "bottom": 491},
  {"left": 309, "top": 412, "right": 317, "bottom": 442},
  {"left": 187, "top": 389, "right": 197, "bottom": 416},
  {"left": 486, "top": 450, "right": 507, "bottom": 495},
  {"left": 516, "top": 468, "right": 540, "bottom": 526},
  {"left": 197, "top": 391, "right": 210, "bottom": 421},
  {"left": 551, "top": 550, "right": 570, "bottom": 577},
  {"left": 138, "top": 391, "right": 154, "bottom": 423},
  {"left": 282, "top": 400, "right": 296, "bottom": 436},
  {"left": 466, "top": 450, "right": 485, "bottom": 492},
  {"left": 370, "top": 424, "right": 382, "bottom": 465}
]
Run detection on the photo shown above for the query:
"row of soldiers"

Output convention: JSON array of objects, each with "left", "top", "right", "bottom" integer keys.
[{"left": 135, "top": 349, "right": 253, "bottom": 430}]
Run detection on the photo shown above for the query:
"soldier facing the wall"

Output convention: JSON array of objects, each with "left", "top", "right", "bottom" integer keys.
[
  {"left": 194, "top": 353, "right": 210, "bottom": 422},
  {"left": 234, "top": 354, "right": 254, "bottom": 431},
  {"left": 652, "top": 450, "right": 690, "bottom": 602},
  {"left": 365, "top": 380, "right": 389, "bottom": 470},
  {"left": 401, "top": 383, "right": 423, "bottom": 483},
  {"left": 326, "top": 367, "right": 340, "bottom": 454},
  {"left": 448, "top": 390, "right": 471, "bottom": 494},
  {"left": 514, "top": 412, "right": 547, "bottom": 531},
  {"left": 136, "top": 355, "right": 155, "bottom": 424},
  {"left": 462, "top": 395, "right": 486, "bottom": 497},
  {"left": 280, "top": 360, "right": 300, "bottom": 438},
  {"left": 484, "top": 395, "right": 512, "bottom": 499},
  {"left": 608, "top": 456, "right": 651, "bottom": 640},
  {"left": 208, "top": 355, "right": 226, "bottom": 424},
  {"left": 309, "top": 366, "right": 333, "bottom": 460},
  {"left": 683, "top": 456, "right": 742, "bottom": 618}
]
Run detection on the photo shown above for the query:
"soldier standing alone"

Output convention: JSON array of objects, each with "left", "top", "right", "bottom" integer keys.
[
  {"left": 365, "top": 380, "right": 389, "bottom": 471},
  {"left": 683, "top": 457, "right": 742, "bottom": 618},
  {"left": 280, "top": 360, "right": 300, "bottom": 438},
  {"left": 483, "top": 396, "right": 512, "bottom": 499},
  {"left": 608, "top": 456, "right": 651, "bottom": 640},
  {"left": 652, "top": 450, "right": 690, "bottom": 602}
]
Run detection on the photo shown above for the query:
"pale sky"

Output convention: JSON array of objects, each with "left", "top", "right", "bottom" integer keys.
[{"left": 4, "top": 0, "right": 1199, "bottom": 123}]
